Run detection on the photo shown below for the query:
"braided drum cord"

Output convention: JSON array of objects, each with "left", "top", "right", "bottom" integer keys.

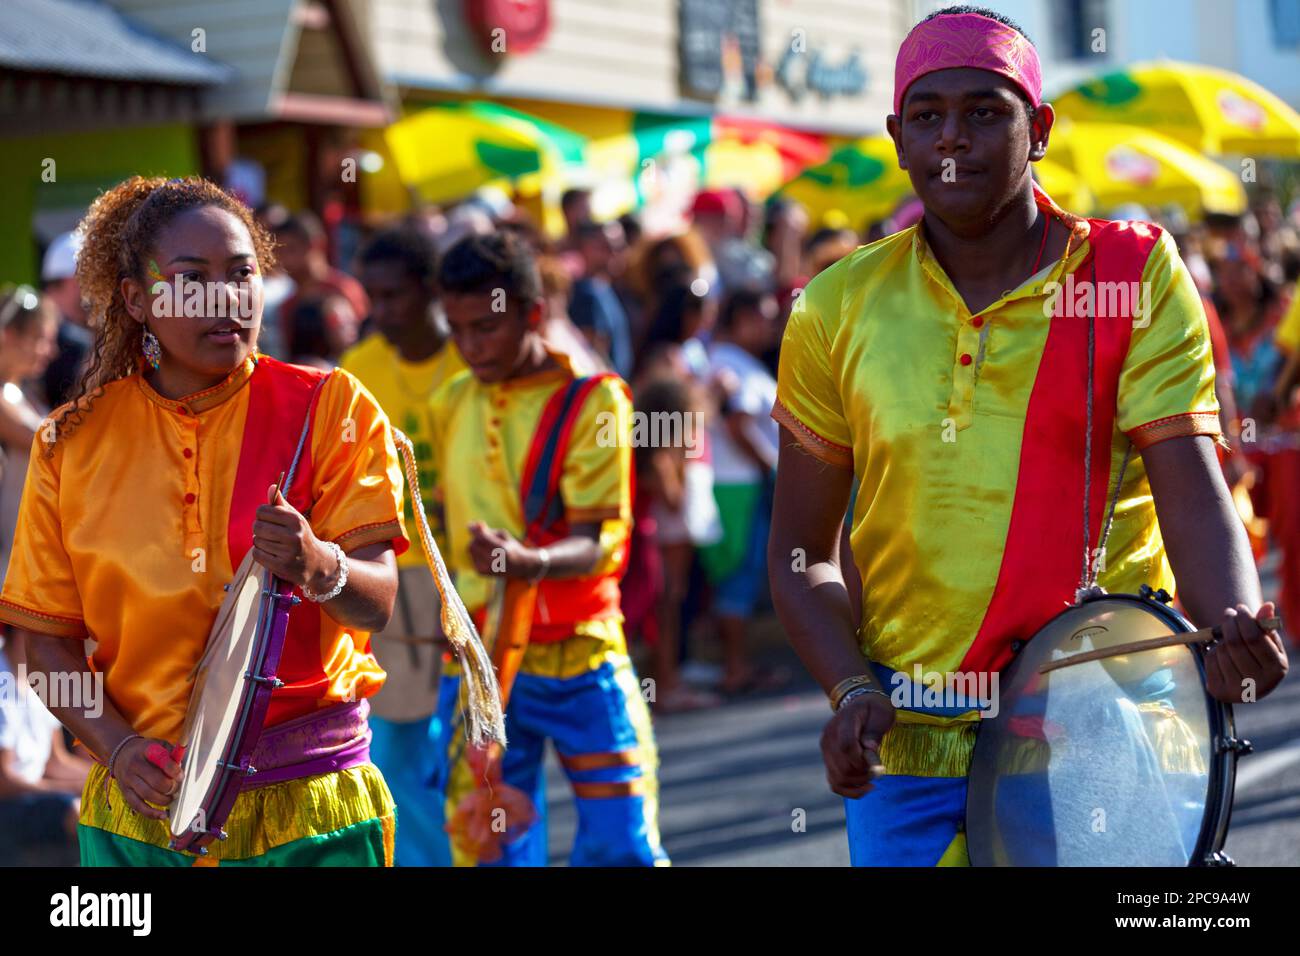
[{"left": 392, "top": 428, "right": 506, "bottom": 746}]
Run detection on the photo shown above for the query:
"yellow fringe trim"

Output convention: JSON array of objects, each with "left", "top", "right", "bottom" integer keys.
[
  {"left": 81, "top": 762, "right": 395, "bottom": 861},
  {"left": 879, "top": 721, "right": 977, "bottom": 778}
]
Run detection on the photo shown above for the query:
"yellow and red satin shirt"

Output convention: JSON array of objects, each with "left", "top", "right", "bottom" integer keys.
[
  {"left": 1278, "top": 278, "right": 1300, "bottom": 355},
  {"left": 773, "top": 190, "right": 1221, "bottom": 774},
  {"left": 0, "top": 354, "right": 409, "bottom": 745},
  {"left": 429, "top": 348, "right": 633, "bottom": 674},
  {"left": 341, "top": 332, "right": 465, "bottom": 566}
]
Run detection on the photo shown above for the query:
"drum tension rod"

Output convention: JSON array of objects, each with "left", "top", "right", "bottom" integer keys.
[
  {"left": 1205, "top": 851, "right": 1236, "bottom": 867},
  {"left": 1217, "top": 736, "right": 1254, "bottom": 756},
  {"left": 217, "top": 759, "right": 257, "bottom": 776},
  {"left": 244, "top": 673, "right": 284, "bottom": 688}
]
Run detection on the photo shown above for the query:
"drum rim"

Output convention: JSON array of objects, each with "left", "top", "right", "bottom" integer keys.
[
  {"left": 170, "top": 568, "right": 289, "bottom": 850},
  {"left": 965, "top": 590, "right": 1236, "bottom": 867}
]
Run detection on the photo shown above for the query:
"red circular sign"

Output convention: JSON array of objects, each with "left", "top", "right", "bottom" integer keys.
[{"left": 464, "top": 0, "right": 552, "bottom": 56}]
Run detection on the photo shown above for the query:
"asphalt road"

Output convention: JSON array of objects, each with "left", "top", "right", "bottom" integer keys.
[{"left": 544, "top": 568, "right": 1300, "bottom": 867}]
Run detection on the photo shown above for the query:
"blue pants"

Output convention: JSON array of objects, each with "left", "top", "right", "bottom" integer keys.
[
  {"left": 844, "top": 774, "right": 969, "bottom": 866},
  {"left": 433, "top": 657, "right": 668, "bottom": 867},
  {"left": 369, "top": 714, "right": 451, "bottom": 867}
]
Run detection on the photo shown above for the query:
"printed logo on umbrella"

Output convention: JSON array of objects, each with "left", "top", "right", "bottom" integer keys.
[
  {"left": 1104, "top": 146, "right": 1160, "bottom": 186},
  {"left": 1216, "top": 89, "right": 1267, "bottom": 131}
]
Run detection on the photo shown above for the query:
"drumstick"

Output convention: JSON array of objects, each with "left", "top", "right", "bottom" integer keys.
[{"left": 1039, "top": 615, "right": 1282, "bottom": 674}]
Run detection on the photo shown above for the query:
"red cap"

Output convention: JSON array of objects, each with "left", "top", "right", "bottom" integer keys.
[{"left": 691, "top": 189, "right": 741, "bottom": 222}]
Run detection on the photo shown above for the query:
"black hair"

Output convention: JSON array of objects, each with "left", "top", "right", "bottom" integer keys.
[
  {"left": 358, "top": 226, "right": 438, "bottom": 289},
  {"left": 288, "top": 297, "right": 335, "bottom": 360},
  {"left": 646, "top": 282, "right": 708, "bottom": 347},
  {"left": 720, "top": 288, "right": 769, "bottom": 331},
  {"left": 560, "top": 188, "right": 591, "bottom": 213},
  {"left": 272, "top": 211, "right": 324, "bottom": 245},
  {"left": 921, "top": 5, "right": 1032, "bottom": 43},
  {"left": 438, "top": 230, "right": 542, "bottom": 304}
]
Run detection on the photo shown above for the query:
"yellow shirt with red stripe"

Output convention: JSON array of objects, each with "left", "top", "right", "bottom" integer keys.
[
  {"left": 341, "top": 332, "right": 465, "bottom": 567},
  {"left": 1278, "top": 278, "right": 1300, "bottom": 355},
  {"left": 773, "top": 189, "right": 1221, "bottom": 775},
  {"left": 0, "top": 355, "right": 409, "bottom": 745},
  {"left": 429, "top": 348, "right": 632, "bottom": 674}
]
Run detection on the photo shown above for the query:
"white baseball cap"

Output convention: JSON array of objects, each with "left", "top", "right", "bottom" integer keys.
[{"left": 41, "top": 231, "right": 83, "bottom": 282}]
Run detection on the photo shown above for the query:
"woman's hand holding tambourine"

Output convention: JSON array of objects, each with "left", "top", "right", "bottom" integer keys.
[
  {"left": 252, "top": 484, "right": 338, "bottom": 592},
  {"left": 111, "top": 738, "right": 182, "bottom": 821},
  {"left": 821, "top": 691, "right": 896, "bottom": 799},
  {"left": 1205, "top": 602, "right": 1289, "bottom": 704}
]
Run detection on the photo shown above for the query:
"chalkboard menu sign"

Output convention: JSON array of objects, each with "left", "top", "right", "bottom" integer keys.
[{"left": 679, "top": 0, "right": 761, "bottom": 101}]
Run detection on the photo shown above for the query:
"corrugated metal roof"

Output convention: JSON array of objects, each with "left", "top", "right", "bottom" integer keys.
[{"left": 0, "top": 0, "right": 232, "bottom": 85}]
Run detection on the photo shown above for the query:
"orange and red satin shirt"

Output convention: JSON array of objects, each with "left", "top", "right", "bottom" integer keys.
[{"left": 0, "top": 354, "right": 409, "bottom": 744}]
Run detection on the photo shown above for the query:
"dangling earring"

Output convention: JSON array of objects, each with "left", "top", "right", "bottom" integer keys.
[{"left": 142, "top": 326, "right": 162, "bottom": 370}]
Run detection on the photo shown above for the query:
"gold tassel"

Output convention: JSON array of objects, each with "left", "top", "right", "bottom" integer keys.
[
  {"left": 392, "top": 428, "right": 506, "bottom": 747},
  {"left": 1139, "top": 703, "right": 1207, "bottom": 775}
]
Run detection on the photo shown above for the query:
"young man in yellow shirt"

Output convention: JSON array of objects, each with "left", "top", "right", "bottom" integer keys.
[
  {"left": 341, "top": 226, "right": 465, "bottom": 866},
  {"left": 769, "top": 5, "right": 1288, "bottom": 866},
  {"left": 428, "top": 230, "right": 667, "bottom": 866}
]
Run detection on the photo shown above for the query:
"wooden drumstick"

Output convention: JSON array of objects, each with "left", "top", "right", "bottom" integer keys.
[{"left": 1039, "top": 615, "right": 1282, "bottom": 674}]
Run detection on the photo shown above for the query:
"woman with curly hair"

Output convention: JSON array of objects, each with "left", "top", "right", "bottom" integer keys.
[{"left": 0, "top": 176, "right": 411, "bottom": 866}]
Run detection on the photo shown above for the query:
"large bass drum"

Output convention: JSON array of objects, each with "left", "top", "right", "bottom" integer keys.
[{"left": 966, "top": 591, "right": 1241, "bottom": 866}]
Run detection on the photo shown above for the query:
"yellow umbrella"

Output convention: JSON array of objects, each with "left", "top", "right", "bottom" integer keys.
[
  {"left": 1033, "top": 158, "right": 1095, "bottom": 216},
  {"left": 779, "top": 135, "right": 914, "bottom": 229},
  {"left": 1054, "top": 61, "right": 1300, "bottom": 158},
  {"left": 1046, "top": 120, "right": 1246, "bottom": 217}
]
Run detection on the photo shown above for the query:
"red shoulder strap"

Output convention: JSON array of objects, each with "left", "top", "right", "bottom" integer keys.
[{"left": 519, "top": 373, "right": 619, "bottom": 545}]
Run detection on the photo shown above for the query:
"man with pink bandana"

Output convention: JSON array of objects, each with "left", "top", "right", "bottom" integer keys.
[{"left": 768, "top": 5, "right": 1288, "bottom": 866}]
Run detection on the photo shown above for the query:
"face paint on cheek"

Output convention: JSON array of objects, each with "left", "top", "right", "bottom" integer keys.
[{"left": 147, "top": 259, "right": 167, "bottom": 295}]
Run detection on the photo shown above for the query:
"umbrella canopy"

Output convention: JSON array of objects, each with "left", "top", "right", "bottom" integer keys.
[
  {"left": 778, "top": 135, "right": 914, "bottom": 229},
  {"left": 383, "top": 101, "right": 587, "bottom": 204},
  {"left": 1033, "top": 158, "right": 1096, "bottom": 216},
  {"left": 1053, "top": 61, "right": 1300, "bottom": 158},
  {"left": 1046, "top": 120, "right": 1247, "bottom": 217}
]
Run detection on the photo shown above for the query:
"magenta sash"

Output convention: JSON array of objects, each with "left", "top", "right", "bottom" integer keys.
[{"left": 241, "top": 699, "right": 372, "bottom": 790}]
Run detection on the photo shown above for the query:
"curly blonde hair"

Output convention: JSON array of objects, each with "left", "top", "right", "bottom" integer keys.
[{"left": 49, "top": 176, "right": 276, "bottom": 452}]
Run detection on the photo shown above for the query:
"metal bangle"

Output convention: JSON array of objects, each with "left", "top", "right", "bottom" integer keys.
[
  {"left": 303, "top": 541, "right": 348, "bottom": 603},
  {"left": 104, "top": 733, "right": 143, "bottom": 810},
  {"left": 528, "top": 547, "right": 551, "bottom": 583},
  {"left": 835, "top": 685, "right": 890, "bottom": 713}
]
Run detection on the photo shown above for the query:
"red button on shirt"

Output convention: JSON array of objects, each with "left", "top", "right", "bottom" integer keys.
[
  {"left": 183, "top": 448, "right": 193, "bottom": 458},
  {"left": 972, "top": 317, "right": 984, "bottom": 328},
  {"left": 185, "top": 493, "right": 196, "bottom": 504},
  {"left": 960, "top": 353, "right": 973, "bottom": 366}
]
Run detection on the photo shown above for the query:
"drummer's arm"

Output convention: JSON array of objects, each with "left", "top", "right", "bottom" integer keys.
[
  {"left": 767, "top": 426, "right": 870, "bottom": 694},
  {"left": 19, "top": 629, "right": 138, "bottom": 762},
  {"left": 1142, "top": 434, "right": 1288, "bottom": 699},
  {"left": 310, "top": 541, "right": 398, "bottom": 633}
]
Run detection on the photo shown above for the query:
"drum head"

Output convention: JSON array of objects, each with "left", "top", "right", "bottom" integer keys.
[
  {"left": 967, "top": 595, "right": 1227, "bottom": 866},
  {"left": 170, "top": 552, "right": 267, "bottom": 840}
]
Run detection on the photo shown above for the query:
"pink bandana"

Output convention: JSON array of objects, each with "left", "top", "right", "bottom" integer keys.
[{"left": 893, "top": 12, "right": 1043, "bottom": 116}]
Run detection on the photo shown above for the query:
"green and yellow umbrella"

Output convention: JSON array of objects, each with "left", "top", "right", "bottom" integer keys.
[
  {"left": 1047, "top": 120, "right": 1246, "bottom": 217},
  {"left": 778, "top": 135, "right": 914, "bottom": 229},
  {"left": 1054, "top": 61, "right": 1300, "bottom": 158},
  {"left": 381, "top": 101, "right": 587, "bottom": 204}
]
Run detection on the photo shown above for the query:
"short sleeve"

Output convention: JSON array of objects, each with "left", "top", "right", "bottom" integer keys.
[
  {"left": 771, "top": 264, "right": 853, "bottom": 468},
  {"left": 0, "top": 432, "right": 87, "bottom": 638},
  {"left": 308, "top": 369, "right": 410, "bottom": 556},
  {"left": 562, "top": 376, "right": 633, "bottom": 525},
  {"left": 1117, "top": 231, "right": 1222, "bottom": 450},
  {"left": 1277, "top": 279, "right": 1300, "bottom": 355}
]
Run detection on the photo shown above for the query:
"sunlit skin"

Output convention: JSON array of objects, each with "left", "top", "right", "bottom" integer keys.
[
  {"left": 441, "top": 290, "right": 603, "bottom": 580},
  {"left": 360, "top": 259, "right": 445, "bottom": 363},
  {"left": 771, "top": 67, "right": 1288, "bottom": 801},
  {"left": 24, "top": 204, "right": 398, "bottom": 837}
]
